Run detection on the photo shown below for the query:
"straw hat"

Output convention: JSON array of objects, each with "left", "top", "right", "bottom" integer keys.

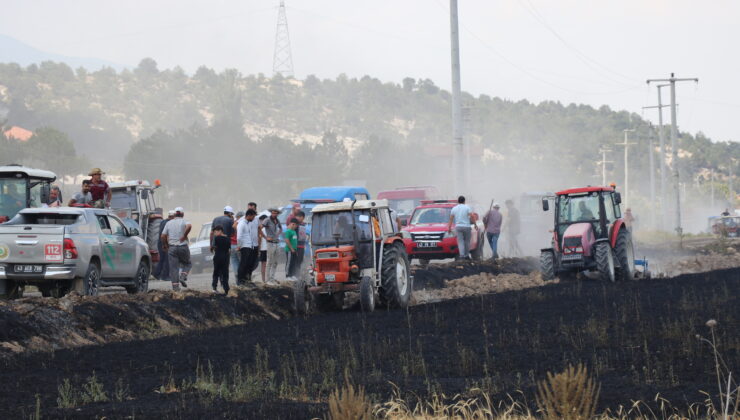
[{"left": 88, "top": 168, "right": 105, "bottom": 176}]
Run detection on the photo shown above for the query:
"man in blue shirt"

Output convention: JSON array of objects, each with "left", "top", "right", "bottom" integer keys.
[{"left": 448, "top": 195, "right": 475, "bottom": 260}]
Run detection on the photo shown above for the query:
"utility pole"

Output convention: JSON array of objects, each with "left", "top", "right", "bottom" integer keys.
[
  {"left": 647, "top": 130, "right": 656, "bottom": 229},
  {"left": 642, "top": 88, "right": 669, "bottom": 227},
  {"left": 730, "top": 159, "right": 736, "bottom": 209},
  {"left": 272, "top": 1, "right": 294, "bottom": 77},
  {"left": 615, "top": 129, "right": 636, "bottom": 208},
  {"left": 647, "top": 73, "right": 699, "bottom": 238},
  {"left": 710, "top": 168, "right": 715, "bottom": 210},
  {"left": 597, "top": 146, "right": 612, "bottom": 186},
  {"left": 449, "top": 0, "right": 465, "bottom": 194}
]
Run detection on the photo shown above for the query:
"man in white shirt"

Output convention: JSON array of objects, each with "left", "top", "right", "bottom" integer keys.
[
  {"left": 236, "top": 209, "right": 259, "bottom": 286},
  {"left": 160, "top": 207, "right": 192, "bottom": 291},
  {"left": 448, "top": 196, "right": 476, "bottom": 260}
]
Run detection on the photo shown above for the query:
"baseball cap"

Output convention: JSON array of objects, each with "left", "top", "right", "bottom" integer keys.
[
  {"left": 224, "top": 205, "right": 234, "bottom": 214},
  {"left": 174, "top": 206, "right": 184, "bottom": 213},
  {"left": 167, "top": 210, "right": 175, "bottom": 216},
  {"left": 493, "top": 203, "right": 501, "bottom": 208}
]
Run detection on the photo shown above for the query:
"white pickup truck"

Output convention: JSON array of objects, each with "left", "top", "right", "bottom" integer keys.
[{"left": 0, "top": 207, "right": 151, "bottom": 298}]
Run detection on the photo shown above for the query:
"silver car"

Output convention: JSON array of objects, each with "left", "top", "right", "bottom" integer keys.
[{"left": 0, "top": 207, "right": 151, "bottom": 298}]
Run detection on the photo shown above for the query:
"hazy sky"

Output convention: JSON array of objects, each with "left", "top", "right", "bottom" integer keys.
[{"left": 1, "top": 0, "right": 738, "bottom": 143}]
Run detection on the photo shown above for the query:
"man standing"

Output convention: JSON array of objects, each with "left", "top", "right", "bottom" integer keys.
[
  {"left": 483, "top": 203, "right": 503, "bottom": 260},
  {"left": 448, "top": 196, "right": 475, "bottom": 260},
  {"left": 160, "top": 207, "right": 192, "bottom": 291},
  {"left": 68, "top": 180, "right": 93, "bottom": 206},
  {"left": 294, "top": 210, "right": 308, "bottom": 275},
  {"left": 248, "top": 202, "right": 257, "bottom": 213},
  {"left": 153, "top": 210, "right": 175, "bottom": 280},
  {"left": 285, "top": 218, "right": 299, "bottom": 278},
  {"left": 230, "top": 211, "right": 244, "bottom": 274},
  {"left": 236, "top": 209, "right": 259, "bottom": 286},
  {"left": 210, "top": 206, "right": 235, "bottom": 252},
  {"left": 505, "top": 200, "right": 522, "bottom": 257},
  {"left": 262, "top": 208, "right": 283, "bottom": 284},
  {"left": 88, "top": 168, "right": 111, "bottom": 208},
  {"left": 624, "top": 208, "right": 636, "bottom": 231}
]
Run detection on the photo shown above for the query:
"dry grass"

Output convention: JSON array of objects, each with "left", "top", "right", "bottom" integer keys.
[
  {"left": 327, "top": 376, "right": 373, "bottom": 420},
  {"left": 536, "top": 363, "right": 600, "bottom": 420}
]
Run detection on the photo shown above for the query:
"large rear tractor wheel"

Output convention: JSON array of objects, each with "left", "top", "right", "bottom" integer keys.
[
  {"left": 380, "top": 244, "right": 412, "bottom": 309},
  {"left": 146, "top": 217, "right": 162, "bottom": 251},
  {"left": 293, "top": 278, "right": 311, "bottom": 315},
  {"left": 359, "top": 276, "right": 375, "bottom": 312},
  {"left": 614, "top": 230, "right": 636, "bottom": 282},
  {"left": 540, "top": 251, "right": 555, "bottom": 281},
  {"left": 126, "top": 260, "right": 150, "bottom": 294},
  {"left": 594, "top": 242, "right": 615, "bottom": 282},
  {"left": 73, "top": 262, "right": 100, "bottom": 296}
]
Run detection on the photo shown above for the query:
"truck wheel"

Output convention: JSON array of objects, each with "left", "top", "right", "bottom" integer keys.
[
  {"left": 359, "top": 276, "right": 375, "bottom": 312},
  {"left": 614, "top": 230, "right": 635, "bottom": 282},
  {"left": 126, "top": 260, "right": 150, "bottom": 294},
  {"left": 146, "top": 218, "right": 161, "bottom": 250},
  {"left": 540, "top": 251, "right": 555, "bottom": 281},
  {"left": 594, "top": 242, "right": 615, "bottom": 282},
  {"left": 380, "top": 244, "right": 412, "bottom": 309},
  {"left": 293, "top": 278, "right": 310, "bottom": 315},
  {"left": 74, "top": 262, "right": 100, "bottom": 296}
]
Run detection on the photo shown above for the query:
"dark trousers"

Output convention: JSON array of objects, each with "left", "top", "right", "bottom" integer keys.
[
  {"left": 237, "top": 247, "right": 258, "bottom": 285},
  {"left": 286, "top": 250, "right": 300, "bottom": 278},
  {"left": 153, "top": 245, "right": 169, "bottom": 280},
  {"left": 212, "top": 258, "right": 229, "bottom": 292}
]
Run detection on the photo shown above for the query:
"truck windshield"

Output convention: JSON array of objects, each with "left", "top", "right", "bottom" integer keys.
[
  {"left": 278, "top": 207, "right": 313, "bottom": 224},
  {"left": 558, "top": 193, "right": 600, "bottom": 224},
  {"left": 0, "top": 178, "right": 27, "bottom": 220},
  {"left": 311, "top": 210, "right": 371, "bottom": 245},
  {"left": 410, "top": 207, "right": 450, "bottom": 225},
  {"left": 5, "top": 213, "right": 82, "bottom": 225},
  {"left": 111, "top": 190, "right": 137, "bottom": 210}
]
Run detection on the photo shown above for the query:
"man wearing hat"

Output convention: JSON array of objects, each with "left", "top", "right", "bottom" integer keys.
[
  {"left": 153, "top": 210, "right": 175, "bottom": 280},
  {"left": 88, "top": 168, "right": 111, "bottom": 208},
  {"left": 160, "top": 207, "right": 192, "bottom": 291},
  {"left": 261, "top": 207, "right": 283, "bottom": 284},
  {"left": 483, "top": 203, "right": 503, "bottom": 260},
  {"left": 210, "top": 205, "right": 235, "bottom": 253}
]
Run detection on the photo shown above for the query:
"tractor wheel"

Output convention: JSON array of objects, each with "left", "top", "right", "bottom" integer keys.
[
  {"left": 380, "top": 244, "right": 412, "bottom": 309},
  {"left": 293, "top": 278, "right": 310, "bottom": 315},
  {"left": 614, "top": 230, "right": 636, "bottom": 282},
  {"left": 540, "top": 251, "right": 555, "bottom": 281},
  {"left": 594, "top": 241, "right": 616, "bottom": 282},
  {"left": 359, "top": 276, "right": 375, "bottom": 312},
  {"left": 126, "top": 260, "right": 150, "bottom": 294},
  {"left": 146, "top": 218, "right": 162, "bottom": 251}
]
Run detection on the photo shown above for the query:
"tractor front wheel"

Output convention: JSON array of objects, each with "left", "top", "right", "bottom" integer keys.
[
  {"left": 540, "top": 251, "right": 555, "bottom": 281},
  {"left": 380, "top": 244, "right": 412, "bottom": 309},
  {"left": 614, "top": 230, "right": 635, "bottom": 281},
  {"left": 594, "top": 241, "right": 615, "bottom": 282},
  {"left": 293, "top": 278, "right": 310, "bottom": 315},
  {"left": 359, "top": 276, "right": 375, "bottom": 312}
]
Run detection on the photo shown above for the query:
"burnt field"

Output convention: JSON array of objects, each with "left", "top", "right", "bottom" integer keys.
[{"left": 0, "top": 266, "right": 737, "bottom": 419}]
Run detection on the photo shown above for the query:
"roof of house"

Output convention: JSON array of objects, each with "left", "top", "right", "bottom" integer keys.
[{"left": 3, "top": 126, "right": 33, "bottom": 142}]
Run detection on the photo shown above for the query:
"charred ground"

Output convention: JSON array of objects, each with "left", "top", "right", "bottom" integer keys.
[{"left": 1, "top": 266, "right": 737, "bottom": 419}]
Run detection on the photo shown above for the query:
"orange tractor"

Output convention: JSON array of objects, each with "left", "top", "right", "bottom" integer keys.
[{"left": 293, "top": 199, "right": 412, "bottom": 313}]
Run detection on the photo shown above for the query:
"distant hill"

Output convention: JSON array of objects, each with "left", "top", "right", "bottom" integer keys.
[{"left": 0, "top": 34, "right": 125, "bottom": 71}]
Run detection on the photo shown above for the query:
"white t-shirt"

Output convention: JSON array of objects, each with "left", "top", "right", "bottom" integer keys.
[
  {"left": 450, "top": 204, "right": 472, "bottom": 227},
  {"left": 162, "top": 217, "right": 191, "bottom": 246}
]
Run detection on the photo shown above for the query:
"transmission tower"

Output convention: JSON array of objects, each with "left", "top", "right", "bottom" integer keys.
[{"left": 273, "top": 1, "right": 294, "bottom": 77}]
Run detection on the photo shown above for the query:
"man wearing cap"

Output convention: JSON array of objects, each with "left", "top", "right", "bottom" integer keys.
[
  {"left": 160, "top": 207, "right": 192, "bottom": 291},
  {"left": 153, "top": 210, "right": 175, "bottom": 280},
  {"left": 483, "top": 203, "right": 503, "bottom": 260},
  {"left": 210, "top": 206, "right": 235, "bottom": 253},
  {"left": 88, "top": 168, "right": 111, "bottom": 208},
  {"left": 236, "top": 209, "right": 259, "bottom": 286},
  {"left": 262, "top": 207, "right": 283, "bottom": 284}
]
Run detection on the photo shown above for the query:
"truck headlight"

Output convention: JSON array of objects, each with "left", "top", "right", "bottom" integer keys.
[{"left": 401, "top": 231, "right": 411, "bottom": 239}]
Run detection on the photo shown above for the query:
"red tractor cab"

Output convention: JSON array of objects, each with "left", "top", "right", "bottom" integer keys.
[
  {"left": 540, "top": 186, "right": 647, "bottom": 282},
  {"left": 377, "top": 186, "right": 439, "bottom": 227},
  {"left": 293, "top": 199, "right": 412, "bottom": 314},
  {"left": 401, "top": 200, "right": 485, "bottom": 263}
]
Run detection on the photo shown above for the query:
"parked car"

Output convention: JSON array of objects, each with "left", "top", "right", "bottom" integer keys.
[
  {"left": 401, "top": 200, "right": 485, "bottom": 263},
  {"left": 189, "top": 222, "right": 213, "bottom": 274},
  {"left": 0, "top": 207, "right": 151, "bottom": 298}
]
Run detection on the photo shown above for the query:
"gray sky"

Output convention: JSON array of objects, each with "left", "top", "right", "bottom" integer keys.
[{"left": 1, "top": 0, "right": 738, "bottom": 143}]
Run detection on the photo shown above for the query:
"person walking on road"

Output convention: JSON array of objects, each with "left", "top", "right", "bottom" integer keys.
[
  {"left": 285, "top": 218, "right": 299, "bottom": 278},
  {"left": 483, "top": 203, "right": 503, "bottom": 260},
  {"left": 160, "top": 207, "right": 192, "bottom": 291},
  {"left": 448, "top": 196, "right": 476, "bottom": 260},
  {"left": 504, "top": 200, "right": 522, "bottom": 257},
  {"left": 236, "top": 209, "right": 259, "bottom": 286},
  {"left": 211, "top": 225, "right": 231, "bottom": 294},
  {"left": 153, "top": 210, "right": 175, "bottom": 280},
  {"left": 262, "top": 208, "right": 283, "bottom": 284}
]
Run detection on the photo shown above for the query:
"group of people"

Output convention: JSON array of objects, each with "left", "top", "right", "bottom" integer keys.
[
  {"left": 43, "top": 168, "right": 112, "bottom": 208},
  {"left": 448, "top": 196, "right": 521, "bottom": 261}
]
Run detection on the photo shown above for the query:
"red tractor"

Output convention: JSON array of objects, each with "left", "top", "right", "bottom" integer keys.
[
  {"left": 293, "top": 199, "right": 412, "bottom": 313},
  {"left": 540, "top": 185, "right": 646, "bottom": 282}
]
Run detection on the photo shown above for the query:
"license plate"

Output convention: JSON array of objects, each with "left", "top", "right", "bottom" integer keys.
[
  {"left": 44, "top": 243, "right": 63, "bottom": 262},
  {"left": 325, "top": 274, "right": 336, "bottom": 282},
  {"left": 417, "top": 241, "right": 439, "bottom": 248},
  {"left": 14, "top": 265, "right": 43, "bottom": 273}
]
